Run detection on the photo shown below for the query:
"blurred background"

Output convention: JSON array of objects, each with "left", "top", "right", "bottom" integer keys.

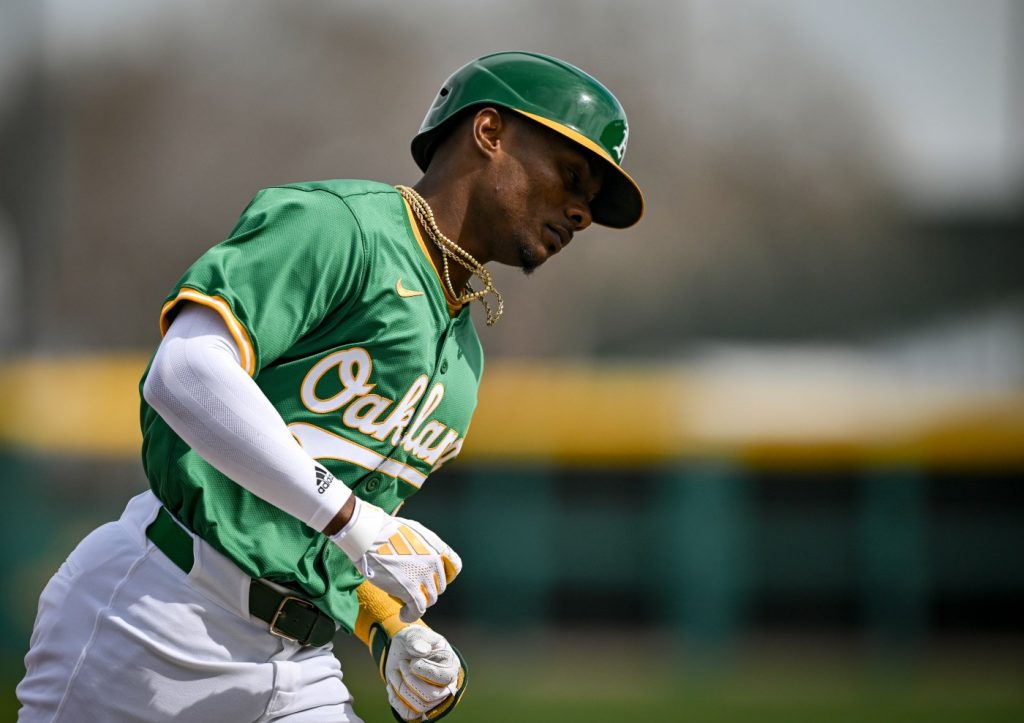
[{"left": 1, "top": 0, "right": 1022, "bottom": 721}]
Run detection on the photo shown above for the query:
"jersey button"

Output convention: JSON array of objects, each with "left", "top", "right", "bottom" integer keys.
[
  {"left": 364, "top": 475, "right": 381, "bottom": 492},
  {"left": 440, "top": 360, "right": 449, "bottom": 374}
]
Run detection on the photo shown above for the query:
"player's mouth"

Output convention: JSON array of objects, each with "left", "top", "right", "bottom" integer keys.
[{"left": 544, "top": 224, "right": 572, "bottom": 254}]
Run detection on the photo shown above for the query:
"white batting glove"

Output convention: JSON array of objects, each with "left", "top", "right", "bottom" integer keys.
[
  {"left": 386, "top": 627, "right": 461, "bottom": 721},
  {"left": 330, "top": 499, "right": 462, "bottom": 623}
]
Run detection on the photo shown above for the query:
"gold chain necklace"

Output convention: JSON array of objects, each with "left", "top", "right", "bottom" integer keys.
[{"left": 396, "top": 184, "right": 504, "bottom": 326}]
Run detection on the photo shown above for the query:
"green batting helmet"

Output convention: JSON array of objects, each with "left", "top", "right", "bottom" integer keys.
[{"left": 412, "top": 51, "right": 645, "bottom": 229}]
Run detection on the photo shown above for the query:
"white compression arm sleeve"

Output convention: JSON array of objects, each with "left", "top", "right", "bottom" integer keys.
[{"left": 142, "top": 302, "right": 350, "bottom": 532}]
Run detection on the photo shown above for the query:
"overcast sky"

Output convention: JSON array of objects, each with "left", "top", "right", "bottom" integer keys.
[
  {"left": 771, "top": 0, "right": 1019, "bottom": 209},
  {"left": 4, "top": 0, "right": 1020, "bottom": 210}
]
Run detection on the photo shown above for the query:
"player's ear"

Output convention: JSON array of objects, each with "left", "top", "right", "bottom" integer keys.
[{"left": 471, "top": 107, "right": 504, "bottom": 160}]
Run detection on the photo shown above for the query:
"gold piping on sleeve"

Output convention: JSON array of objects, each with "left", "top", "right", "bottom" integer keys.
[{"left": 159, "top": 288, "right": 257, "bottom": 376}]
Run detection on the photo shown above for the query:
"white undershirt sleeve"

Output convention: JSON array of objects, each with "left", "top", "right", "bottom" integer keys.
[{"left": 142, "top": 302, "right": 350, "bottom": 533}]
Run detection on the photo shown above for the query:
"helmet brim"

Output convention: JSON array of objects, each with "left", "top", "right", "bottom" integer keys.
[
  {"left": 511, "top": 110, "right": 644, "bottom": 229},
  {"left": 589, "top": 166, "right": 645, "bottom": 229}
]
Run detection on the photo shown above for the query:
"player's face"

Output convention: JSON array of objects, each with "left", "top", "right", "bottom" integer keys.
[{"left": 485, "top": 119, "right": 605, "bottom": 273}]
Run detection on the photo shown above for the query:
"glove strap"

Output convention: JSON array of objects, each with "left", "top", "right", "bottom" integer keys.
[
  {"left": 367, "top": 621, "right": 391, "bottom": 680},
  {"left": 330, "top": 498, "right": 388, "bottom": 561}
]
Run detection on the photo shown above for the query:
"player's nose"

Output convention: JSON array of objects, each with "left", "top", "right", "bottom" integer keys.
[{"left": 566, "top": 199, "right": 592, "bottom": 232}]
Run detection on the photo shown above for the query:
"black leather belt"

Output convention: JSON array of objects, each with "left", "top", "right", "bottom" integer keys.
[{"left": 146, "top": 507, "right": 336, "bottom": 647}]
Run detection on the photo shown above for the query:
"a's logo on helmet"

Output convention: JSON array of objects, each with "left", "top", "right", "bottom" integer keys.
[{"left": 601, "top": 120, "right": 629, "bottom": 164}]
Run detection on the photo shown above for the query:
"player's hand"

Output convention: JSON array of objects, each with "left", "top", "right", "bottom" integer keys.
[
  {"left": 331, "top": 499, "right": 461, "bottom": 622},
  {"left": 362, "top": 516, "right": 462, "bottom": 623},
  {"left": 386, "top": 627, "right": 463, "bottom": 722}
]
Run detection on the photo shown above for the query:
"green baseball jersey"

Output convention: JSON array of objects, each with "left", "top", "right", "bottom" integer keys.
[{"left": 139, "top": 179, "right": 484, "bottom": 631}]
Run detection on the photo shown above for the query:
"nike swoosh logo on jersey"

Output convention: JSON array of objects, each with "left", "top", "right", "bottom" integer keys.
[{"left": 395, "top": 278, "right": 424, "bottom": 298}]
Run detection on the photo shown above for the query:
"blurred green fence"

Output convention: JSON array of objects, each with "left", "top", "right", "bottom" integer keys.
[
  {"left": 2, "top": 453, "right": 1021, "bottom": 660},
  {"left": 411, "top": 464, "right": 1022, "bottom": 644},
  {"left": 1, "top": 355, "right": 1022, "bottom": 661}
]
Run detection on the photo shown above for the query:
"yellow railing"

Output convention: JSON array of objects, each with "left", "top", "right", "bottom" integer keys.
[{"left": 2, "top": 354, "right": 1023, "bottom": 467}]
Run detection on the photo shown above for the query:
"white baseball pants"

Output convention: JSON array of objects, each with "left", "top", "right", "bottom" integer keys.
[{"left": 16, "top": 491, "right": 363, "bottom": 722}]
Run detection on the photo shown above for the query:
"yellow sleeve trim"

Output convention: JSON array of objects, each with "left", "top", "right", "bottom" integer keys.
[{"left": 159, "top": 288, "right": 257, "bottom": 376}]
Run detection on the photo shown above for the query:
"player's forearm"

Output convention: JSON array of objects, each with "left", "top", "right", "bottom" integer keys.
[
  {"left": 324, "top": 495, "right": 357, "bottom": 536},
  {"left": 143, "top": 303, "right": 353, "bottom": 533},
  {"left": 145, "top": 304, "right": 462, "bottom": 622}
]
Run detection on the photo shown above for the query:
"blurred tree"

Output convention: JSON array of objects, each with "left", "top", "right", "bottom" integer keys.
[{"left": 3, "top": 0, "right": 1020, "bottom": 356}]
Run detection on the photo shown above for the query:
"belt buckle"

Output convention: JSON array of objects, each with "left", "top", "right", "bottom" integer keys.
[{"left": 269, "top": 595, "right": 317, "bottom": 644}]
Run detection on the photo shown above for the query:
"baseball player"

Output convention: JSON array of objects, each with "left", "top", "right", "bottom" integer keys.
[{"left": 16, "top": 51, "right": 643, "bottom": 722}]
